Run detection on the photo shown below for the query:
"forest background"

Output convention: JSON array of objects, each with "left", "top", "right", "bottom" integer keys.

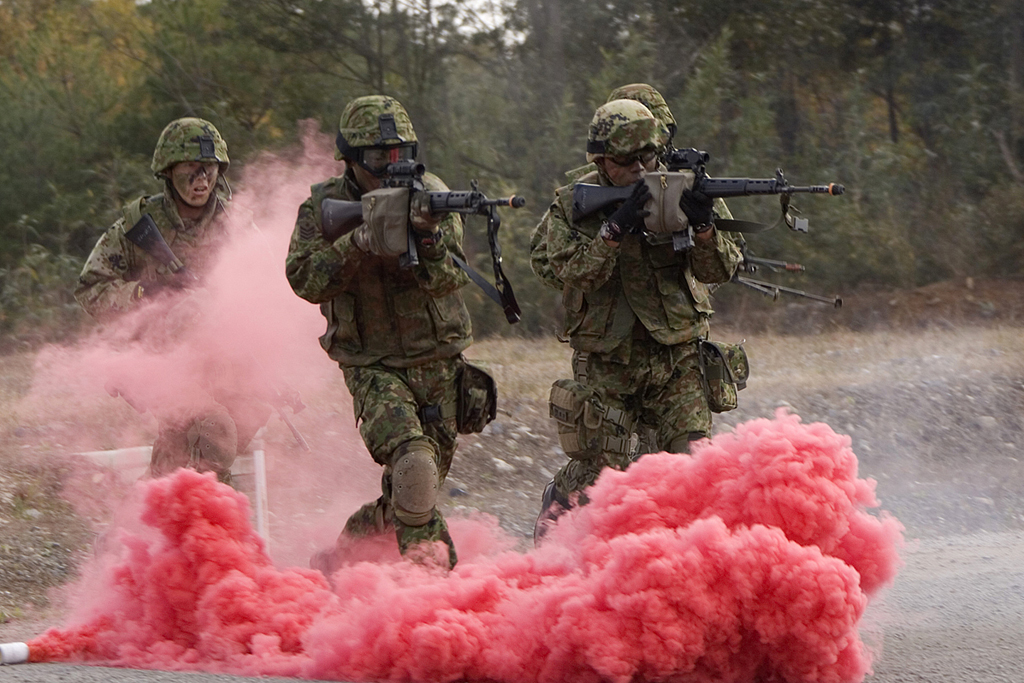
[{"left": 2, "top": 0, "right": 1023, "bottom": 344}]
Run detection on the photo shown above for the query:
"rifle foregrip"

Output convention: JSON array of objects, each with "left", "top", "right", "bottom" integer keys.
[
  {"left": 427, "top": 192, "right": 527, "bottom": 213},
  {"left": 698, "top": 178, "right": 781, "bottom": 197}
]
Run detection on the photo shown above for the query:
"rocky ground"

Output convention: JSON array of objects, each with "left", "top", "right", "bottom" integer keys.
[{"left": 2, "top": 277, "right": 1024, "bottom": 681}]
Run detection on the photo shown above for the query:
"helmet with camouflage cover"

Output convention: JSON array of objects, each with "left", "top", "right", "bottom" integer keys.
[
  {"left": 151, "top": 118, "right": 229, "bottom": 178},
  {"left": 335, "top": 95, "right": 419, "bottom": 172},
  {"left": 607, "top": 83, "right": 677, "bottom": 142},
  {"left": 586, "top": 99, "right": 668, "bottom": 163}
]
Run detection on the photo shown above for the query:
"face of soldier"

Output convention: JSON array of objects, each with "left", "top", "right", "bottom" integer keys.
[
  {"left": 597, "top": 150, "right": 658, "bottom": 187},
  {"left": 171, "top": 161, "right": 219, "bottom": 207},
  {"left": 351, "top": 162, "right": 382, "bottom": 193}
]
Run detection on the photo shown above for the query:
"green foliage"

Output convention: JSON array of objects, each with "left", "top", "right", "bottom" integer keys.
[
  {"left": 1, "top": 0, "right": 1023, "bottom": 346},
  {"left": 0, "top": 243, "right": 86, "bottom": 348}
]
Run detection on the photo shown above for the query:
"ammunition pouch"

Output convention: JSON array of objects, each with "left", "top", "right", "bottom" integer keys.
[
  {"left": 698, "top": 339, "right": 749, "bottom": 413},
  {"left": 548, "top": 379, "right": 632, "bottom": 459},
  {"left": 457, "top": 362, "right": 497, "bottom": 434},
  {"left": 362, "top": 187, "right": 411, "bottom": 257},
  {"left": 642, "top": 171, "right": 696, "bottom": 246}
]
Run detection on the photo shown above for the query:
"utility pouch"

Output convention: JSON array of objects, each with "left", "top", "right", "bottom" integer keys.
[
  {"left": 457, "top": 362, "right": 497, "bottom": 434},
  {"left": 698, "top": 339, "right": 749, "bottom": 413},
  {"left": 548, "top": 379, "right": 632, "bottom": 460},
  {"left": 642, "top": 171, "right": 696, "bottom": 246},
  {"left": 362, "top": 187, "right": 411, "bottom": 257}
]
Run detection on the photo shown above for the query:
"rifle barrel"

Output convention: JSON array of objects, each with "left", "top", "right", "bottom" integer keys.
[{"left": 698, "top": 178, "right": 844, "bottom": 198}]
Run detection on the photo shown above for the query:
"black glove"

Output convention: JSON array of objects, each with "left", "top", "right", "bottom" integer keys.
[
  {"left": 680, "top": 188, "right": 715, "bottom": 229},
  {"left": 606, "top": 181, "right": 652, "bottom": 237}
]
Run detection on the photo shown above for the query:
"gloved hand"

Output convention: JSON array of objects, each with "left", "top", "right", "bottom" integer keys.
[
  {"left": 409, "top": 192, "right": 442, "bottom": 234},
  {"left": 680, "top": 188, "right": 715, "bottom": 230},
  {"left": 604, "top": 181, "right": 652, "bottom": 239}
]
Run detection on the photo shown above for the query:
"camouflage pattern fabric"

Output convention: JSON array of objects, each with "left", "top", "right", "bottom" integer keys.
[
  {"left": 148, "top": 382, "right": 273, "bottom": 486},
  {"left": 287, "top": 157, "right": 473, "bottom": 568},
  {"left": 151, "top": 118, "right": 229, "bottom": 177},
  {"left": 336, "top": 95, "right": 418, "bottom": 159},
  {"left": 285, "top": 168, "right": 472, "bottom": 368},
  {"left": 337, "top": 357, "right": 462, "bottom": 567},
  {"left": 531, "top": 165, "right": 735, "bottom": 293},
  {"left": 75, "top": 192, "right": 228, "bottom": 318},
  {"left": 538, "top": 169, "right": 743, "bottom": 358},
  {"left": 586, "top": 99, "right": 667, "bottom": 162},
  {"left": 553, "top": 340, "right": 710, "bottom": 498},
  {"left": 76, "top": 166, "right": 271, "bottom": 484},
  {"left": 537, "top": 113, "right": 743, "bottom": 510},
  {"left": 607, "top": 83, "right": 676, "bottom": 141}
]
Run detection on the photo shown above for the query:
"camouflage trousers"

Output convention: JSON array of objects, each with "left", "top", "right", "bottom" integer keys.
[
  {"left": 150, "top": 391, "right": 271, "bottom": 486},
  {"left": 553, "top": 338, "right": 710, "bottom": 501},
  {"left": 336, "top": 356, "right": 462, "bottom": 568}
]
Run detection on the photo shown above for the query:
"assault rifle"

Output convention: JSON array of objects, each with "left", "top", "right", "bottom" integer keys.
[
  {"left": 572, "top": 148, "right": 843, "bottom": 232},
  {"left": 572, "top": 148, "right": 844, "bottom": 305},
  {"left": 124, "top": 214, "right": 200, "bottom": 289},
  {"left": 320, "top": 161, "right": 526, "bottom": 324}
]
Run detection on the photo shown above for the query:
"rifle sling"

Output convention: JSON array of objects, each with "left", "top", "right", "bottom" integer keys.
[
  {"left": 450, "top": 252, "right": 521, "bottom": 324},
  {"left": 713, "top": 218, "right": 774, "bottom": 234}
]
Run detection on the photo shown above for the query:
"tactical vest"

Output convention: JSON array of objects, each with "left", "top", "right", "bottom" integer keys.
[
  {"left": 553, "top": 171, "right": 713, "bottom": 354},
  {"left": 310, "top": 174, "right": 473, "bottom": 368}
]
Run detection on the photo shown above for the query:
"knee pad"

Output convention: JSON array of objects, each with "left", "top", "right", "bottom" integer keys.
[
  {"left": 390, "top": 440, "right": 439, "bottom": 527},
  {"left": 186, "top": 408, "right": 238, "bottom": 478}
]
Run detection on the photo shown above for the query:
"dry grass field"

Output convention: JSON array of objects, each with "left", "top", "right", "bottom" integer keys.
[{"left": 3, "top": 289, "right": 1024, "bottom": 668}]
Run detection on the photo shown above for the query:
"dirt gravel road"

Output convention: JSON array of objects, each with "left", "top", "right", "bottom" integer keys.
[{"left": 2, "top": 326, "right": 1023, "bottom": 682}]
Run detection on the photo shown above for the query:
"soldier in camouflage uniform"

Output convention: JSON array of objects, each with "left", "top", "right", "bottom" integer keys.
[
  {"left": 532, "top": 83, "right": 734, "bottom": 291},
  {"left": 286, "top": 96, "right": 472, "bottom": 571},
  {"left": 531, "top": 99, "right": 744, "bottom": 540},
  {"left": 75, "top": 118, "right": 271, "bottom": 485}
]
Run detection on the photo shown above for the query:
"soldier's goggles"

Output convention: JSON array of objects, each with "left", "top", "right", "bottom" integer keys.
[
  {"left": 606, "top": 150, "right": 658, "bottom": 167},
  {"left": 356, "top": 144, "right": 417, "bottom": 175}
]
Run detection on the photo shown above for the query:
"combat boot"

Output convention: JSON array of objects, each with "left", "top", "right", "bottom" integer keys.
[{"left": 533, "top": 480, "right": 572, "bottom": 546}]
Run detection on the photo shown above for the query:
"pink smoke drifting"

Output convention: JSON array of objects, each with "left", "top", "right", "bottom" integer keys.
[
  {"left": 26, "top": 121, "right": 345, "bottom": 437},
  {"left": 29, "top": 412, "right": 903, "bottom": 683},
  {"left": 17, "top": 123, "right": 380, "bottom": 566}
]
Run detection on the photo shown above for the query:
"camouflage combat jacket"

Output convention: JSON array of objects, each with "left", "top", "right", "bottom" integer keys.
[
  {"left": 75, "top": 192, "right": 229, "bottom": 319},
  {"left": 285, "top": 170, "right": 472, "bottom": 368},
  {"left": 538, "top": 170, "right": 743, "bottom": 359}
]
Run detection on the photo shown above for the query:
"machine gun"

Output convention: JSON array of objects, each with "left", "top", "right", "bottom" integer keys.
[
  {"left": 320, "top": 161, "right": 526, "bottom": 324},
  {"left": 572, "top": 148, "right": 844, "bottom": 305}
]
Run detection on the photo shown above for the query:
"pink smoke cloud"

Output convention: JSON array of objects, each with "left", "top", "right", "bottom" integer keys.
[
  {"left": 20, "top": 122, "right": 379, "bottom": 564},
  {"left": 28, "top": 412, "right": 903, "bottom": 683}
]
